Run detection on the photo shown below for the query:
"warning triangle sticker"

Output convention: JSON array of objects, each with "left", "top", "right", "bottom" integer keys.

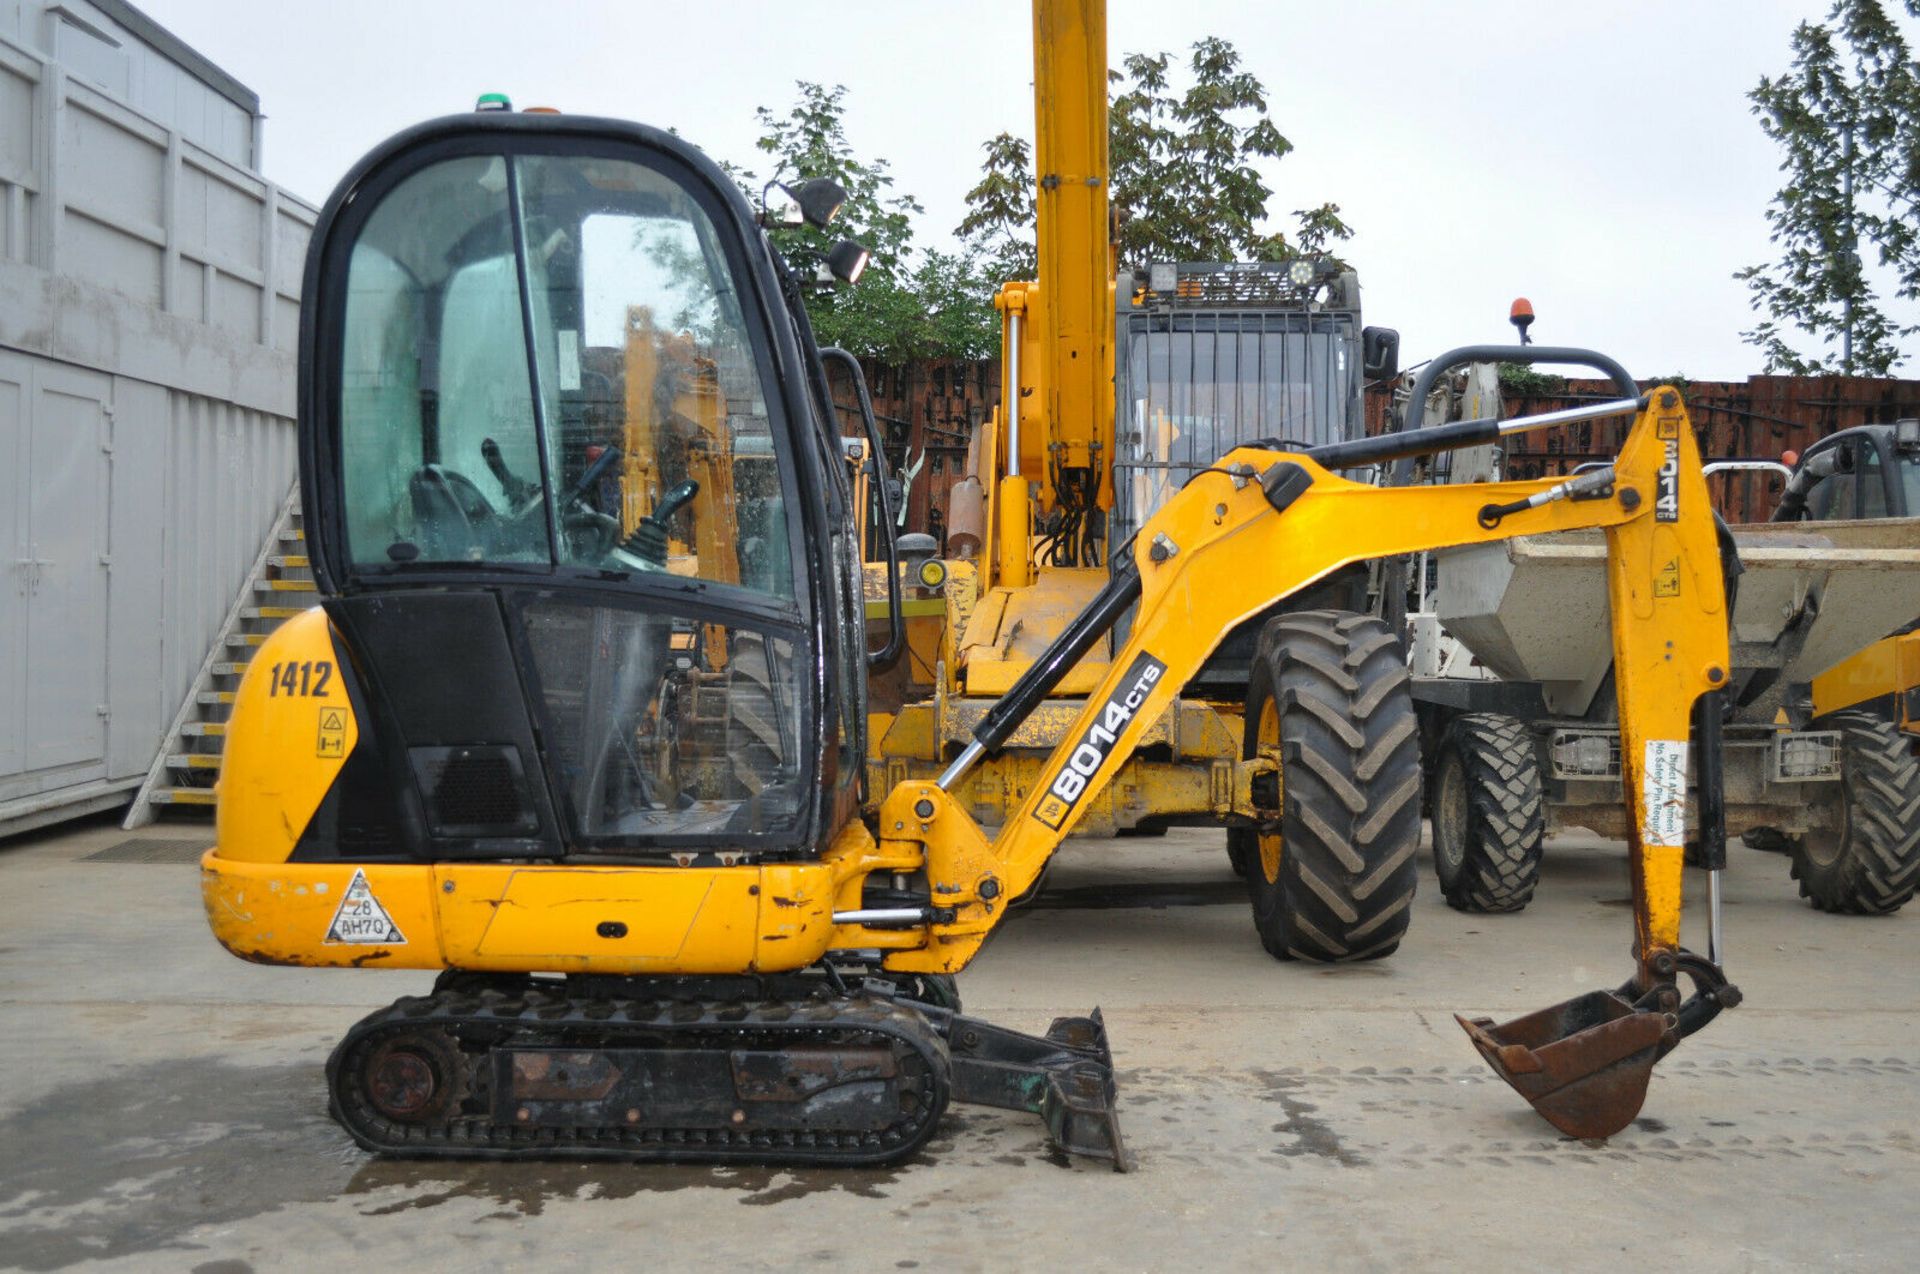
[{"left": 324, "top": 869, "right": 407, "bottom": 945}]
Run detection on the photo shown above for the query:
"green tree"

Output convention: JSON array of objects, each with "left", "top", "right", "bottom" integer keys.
[
  {"left": 747, "top": 82, "right": 919, "bottom": 274},
  {"left": 905, "top": 249, "right": 1002, "bottom": 360},
  {"left": 745, "top": 82, "right": 997, "bottom": 362},
  {"left": 958, "top": 37, "right": 1349, "bottom": 277},
  {"left": 1738, "top": 0, "right": 1920, "bottom": 375},
  {"left": 956, "top": 133, "right": 1038, "bottom": 282}
]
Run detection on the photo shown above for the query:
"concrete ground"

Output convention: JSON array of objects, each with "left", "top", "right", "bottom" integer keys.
[{"left": 1, "top": 817, "right": 1914, "bottom": 1273}]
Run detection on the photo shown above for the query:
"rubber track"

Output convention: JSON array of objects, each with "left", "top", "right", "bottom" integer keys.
[
  {"left": 1790, "top": 712, "right": 1920, "bottom": 915},
  {"left": 1245, "top": 610, "right": 1422, "bottom": 961},
  {"left": 1433, "top": 714, "right": 1545, "bottom": 913},
  {"left": 327, "top": 986, "right": 950, "bottom": 1165}
]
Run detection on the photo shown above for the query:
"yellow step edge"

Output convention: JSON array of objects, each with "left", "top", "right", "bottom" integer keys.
[
  {"left": 151, "top": 789, "right": 217, "bottom": 806},
  {"left": 166, "top": 754, "right": 223, "bottom": 770}
]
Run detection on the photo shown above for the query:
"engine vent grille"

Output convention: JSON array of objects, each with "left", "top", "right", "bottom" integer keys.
[{"left": 409, "top": 746, "right": 538, "bottom": 836}]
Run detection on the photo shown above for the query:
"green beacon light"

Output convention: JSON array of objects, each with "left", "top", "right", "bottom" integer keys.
[{"left": 474, "top": 92, "right": 513, "bottom": 113}]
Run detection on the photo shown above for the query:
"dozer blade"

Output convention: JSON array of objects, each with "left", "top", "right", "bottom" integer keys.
[
  {"left": 942, "top": 1006, "right": 1132, "bottom": 1170},
  {"left": 1456, "top": 990, "right": 1671, "bottom": 1140}
]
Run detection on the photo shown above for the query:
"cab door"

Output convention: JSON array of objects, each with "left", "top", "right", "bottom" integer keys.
[{"left": 294, "top": 118, "right": 842, "bottom": 863}]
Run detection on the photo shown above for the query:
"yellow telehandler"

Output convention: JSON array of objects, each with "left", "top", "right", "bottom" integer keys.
[{"left": 865, "top": 3, "right": 1406, "bottom": 953}]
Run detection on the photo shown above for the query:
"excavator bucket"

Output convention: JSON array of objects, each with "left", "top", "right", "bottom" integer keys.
[{"left": 1456, "top": 991, "right": 1670, "bottom": 1140}]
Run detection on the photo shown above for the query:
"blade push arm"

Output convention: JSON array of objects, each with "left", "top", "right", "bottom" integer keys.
[{"left": 859, "top": 390, "right": 1728, "bottom": 976}]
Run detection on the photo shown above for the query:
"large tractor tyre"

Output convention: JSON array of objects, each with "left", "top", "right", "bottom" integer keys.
[
  {"left": 1241, "top": 611, "right": 1423, "bottom": 961},
  {"left": 1430, "top": 714, "right": 1546, "bottom": 913},
  {"left": 1789, "top": 711, "right": 1920, "bottom": 915}
]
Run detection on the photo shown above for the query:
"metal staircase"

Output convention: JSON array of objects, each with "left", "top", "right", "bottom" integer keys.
[{"left": 123, "top": 486, "right": 312, "bottom": 828}]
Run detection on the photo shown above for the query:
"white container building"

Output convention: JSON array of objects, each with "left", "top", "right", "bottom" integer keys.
[{"left": 1, "top": 0, "right": 315, "bottom": 835}]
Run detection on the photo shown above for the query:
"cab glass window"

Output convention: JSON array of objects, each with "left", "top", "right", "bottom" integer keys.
[
  {"left": 1827, "top": 447, "right": 1859, "bottom": 520},
  {"left": 1115, "top": 317, "right": 1356, "bottom": 551},
  {"left": 1858, "top": 441, "right": 1888, "bottom": 519},
  {"left": 336, "top": 151, "right": 796, "bottom": 601},
  {"left": 520, "top": 598, "right": 803, "bottom": 844}
]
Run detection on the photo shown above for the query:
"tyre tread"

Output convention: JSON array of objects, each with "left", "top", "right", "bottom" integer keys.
[
  {"left": 1790, "top": 712, "right": 1920, "bottom": 914},
  {"left": 1432, "top": 713, "right": 1544, "bottom": 914},
  {"left": 1242, "top": 610, "right": 1422, "bottom": 962}
]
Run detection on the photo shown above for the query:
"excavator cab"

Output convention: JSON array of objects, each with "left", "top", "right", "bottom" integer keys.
[{"left": 292, "top": 113, "right": 862, "bottom": 865}]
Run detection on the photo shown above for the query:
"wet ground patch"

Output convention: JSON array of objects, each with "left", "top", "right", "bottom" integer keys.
[
  {"left": 0, "top": 1059, "right": 908, "bottom": 1270},
  {"left": 0, "top": 1059, "right": 342, "bottom": 1270}
]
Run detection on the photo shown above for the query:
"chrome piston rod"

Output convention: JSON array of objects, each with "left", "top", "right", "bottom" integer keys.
[{"left": 1493, "top": 395, "right": 1647, "bottom": 438}]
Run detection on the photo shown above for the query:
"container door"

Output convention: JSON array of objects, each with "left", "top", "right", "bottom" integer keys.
[
  {"left": 23, "top": 361, "right": 112, "bottom": 774},
  {"left": 0, "top": 353, "right": 25, "bottom": 779}
]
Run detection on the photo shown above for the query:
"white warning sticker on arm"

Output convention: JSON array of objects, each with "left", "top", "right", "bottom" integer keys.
[{"left": 1641, "top": 739, "right": 1690, "bottom": 848}]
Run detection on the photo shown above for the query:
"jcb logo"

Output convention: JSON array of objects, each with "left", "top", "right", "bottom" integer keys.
[{"left": 1033, "top": 652, "right": 1166, "bottom": 830}]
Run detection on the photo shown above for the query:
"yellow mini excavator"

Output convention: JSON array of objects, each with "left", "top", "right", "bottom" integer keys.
[{"left": 201, "top": 103, "right": 1743, "bottom": 1166}]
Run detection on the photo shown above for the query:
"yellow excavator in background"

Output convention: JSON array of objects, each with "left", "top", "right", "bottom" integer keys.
[
  {"left": 198, "top": 69, "right": 1746, "bottom": 1162},
  {"left": 863, "top": 1, "right": 1409, "bottom": 957}
]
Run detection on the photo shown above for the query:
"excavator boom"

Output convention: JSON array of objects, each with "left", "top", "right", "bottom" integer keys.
[
  {"left": 862, "top": 387, "right": 1740, "bottom": 1139},
  {"left": 876, "top": 389, "right": 1726, "bottom": 949}
]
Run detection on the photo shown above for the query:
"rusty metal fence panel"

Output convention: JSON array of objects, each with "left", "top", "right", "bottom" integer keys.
[
  {"left": 1365, "top": 375, "right": 1920, "bottom": 523},
  {"left": 833, "top": 359, "right": 998, "bottom": 550},
  {"left": 846, "top": 361, "right": 1920, "bottom": 543}
]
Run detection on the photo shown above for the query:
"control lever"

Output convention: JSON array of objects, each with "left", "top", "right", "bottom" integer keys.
[
  {"left": 620, "top": 479, "right": 701, "bottom": 567},
  {"left": 566, "top": 444, "right": 623, "bottom": 508},
  {"left": 480, "top": 438, "right": 539, "bottom": 508}
]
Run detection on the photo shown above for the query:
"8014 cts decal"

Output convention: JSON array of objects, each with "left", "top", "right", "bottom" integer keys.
[
  {"left": 1032, "top": 652, "right": 1167, "bottom": 831},
  {"left": 1655, "top": 416, "right": 1682, "bottom": 522}
]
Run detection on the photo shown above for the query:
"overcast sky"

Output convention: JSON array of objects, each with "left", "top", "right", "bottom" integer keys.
[{"left": 147, "top": 0, "right": 1912, "bottom": 379}]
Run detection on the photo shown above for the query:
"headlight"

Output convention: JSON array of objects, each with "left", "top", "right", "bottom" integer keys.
[
  {"left": 916, "top": 558, "right": 948, "bottom": 590},
  {"left": 1288, "top": 259, "right": 1315, "bottom": 287}
]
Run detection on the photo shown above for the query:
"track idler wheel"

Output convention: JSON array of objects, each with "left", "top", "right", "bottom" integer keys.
[
  {"left": 1457, "top": 949, "right": 1740, "bottom": 1139},
  {"left": 359, "top": 1030, "right": 468, "bottom": 1125}
]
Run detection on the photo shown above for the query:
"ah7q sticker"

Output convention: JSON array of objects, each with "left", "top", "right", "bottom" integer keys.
[
  {"left": 1641, "top": 739, "right": 1690, "bottom": 848},
  {"left": 324, "top": 869, "right": 406, "bottom": 945}
]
